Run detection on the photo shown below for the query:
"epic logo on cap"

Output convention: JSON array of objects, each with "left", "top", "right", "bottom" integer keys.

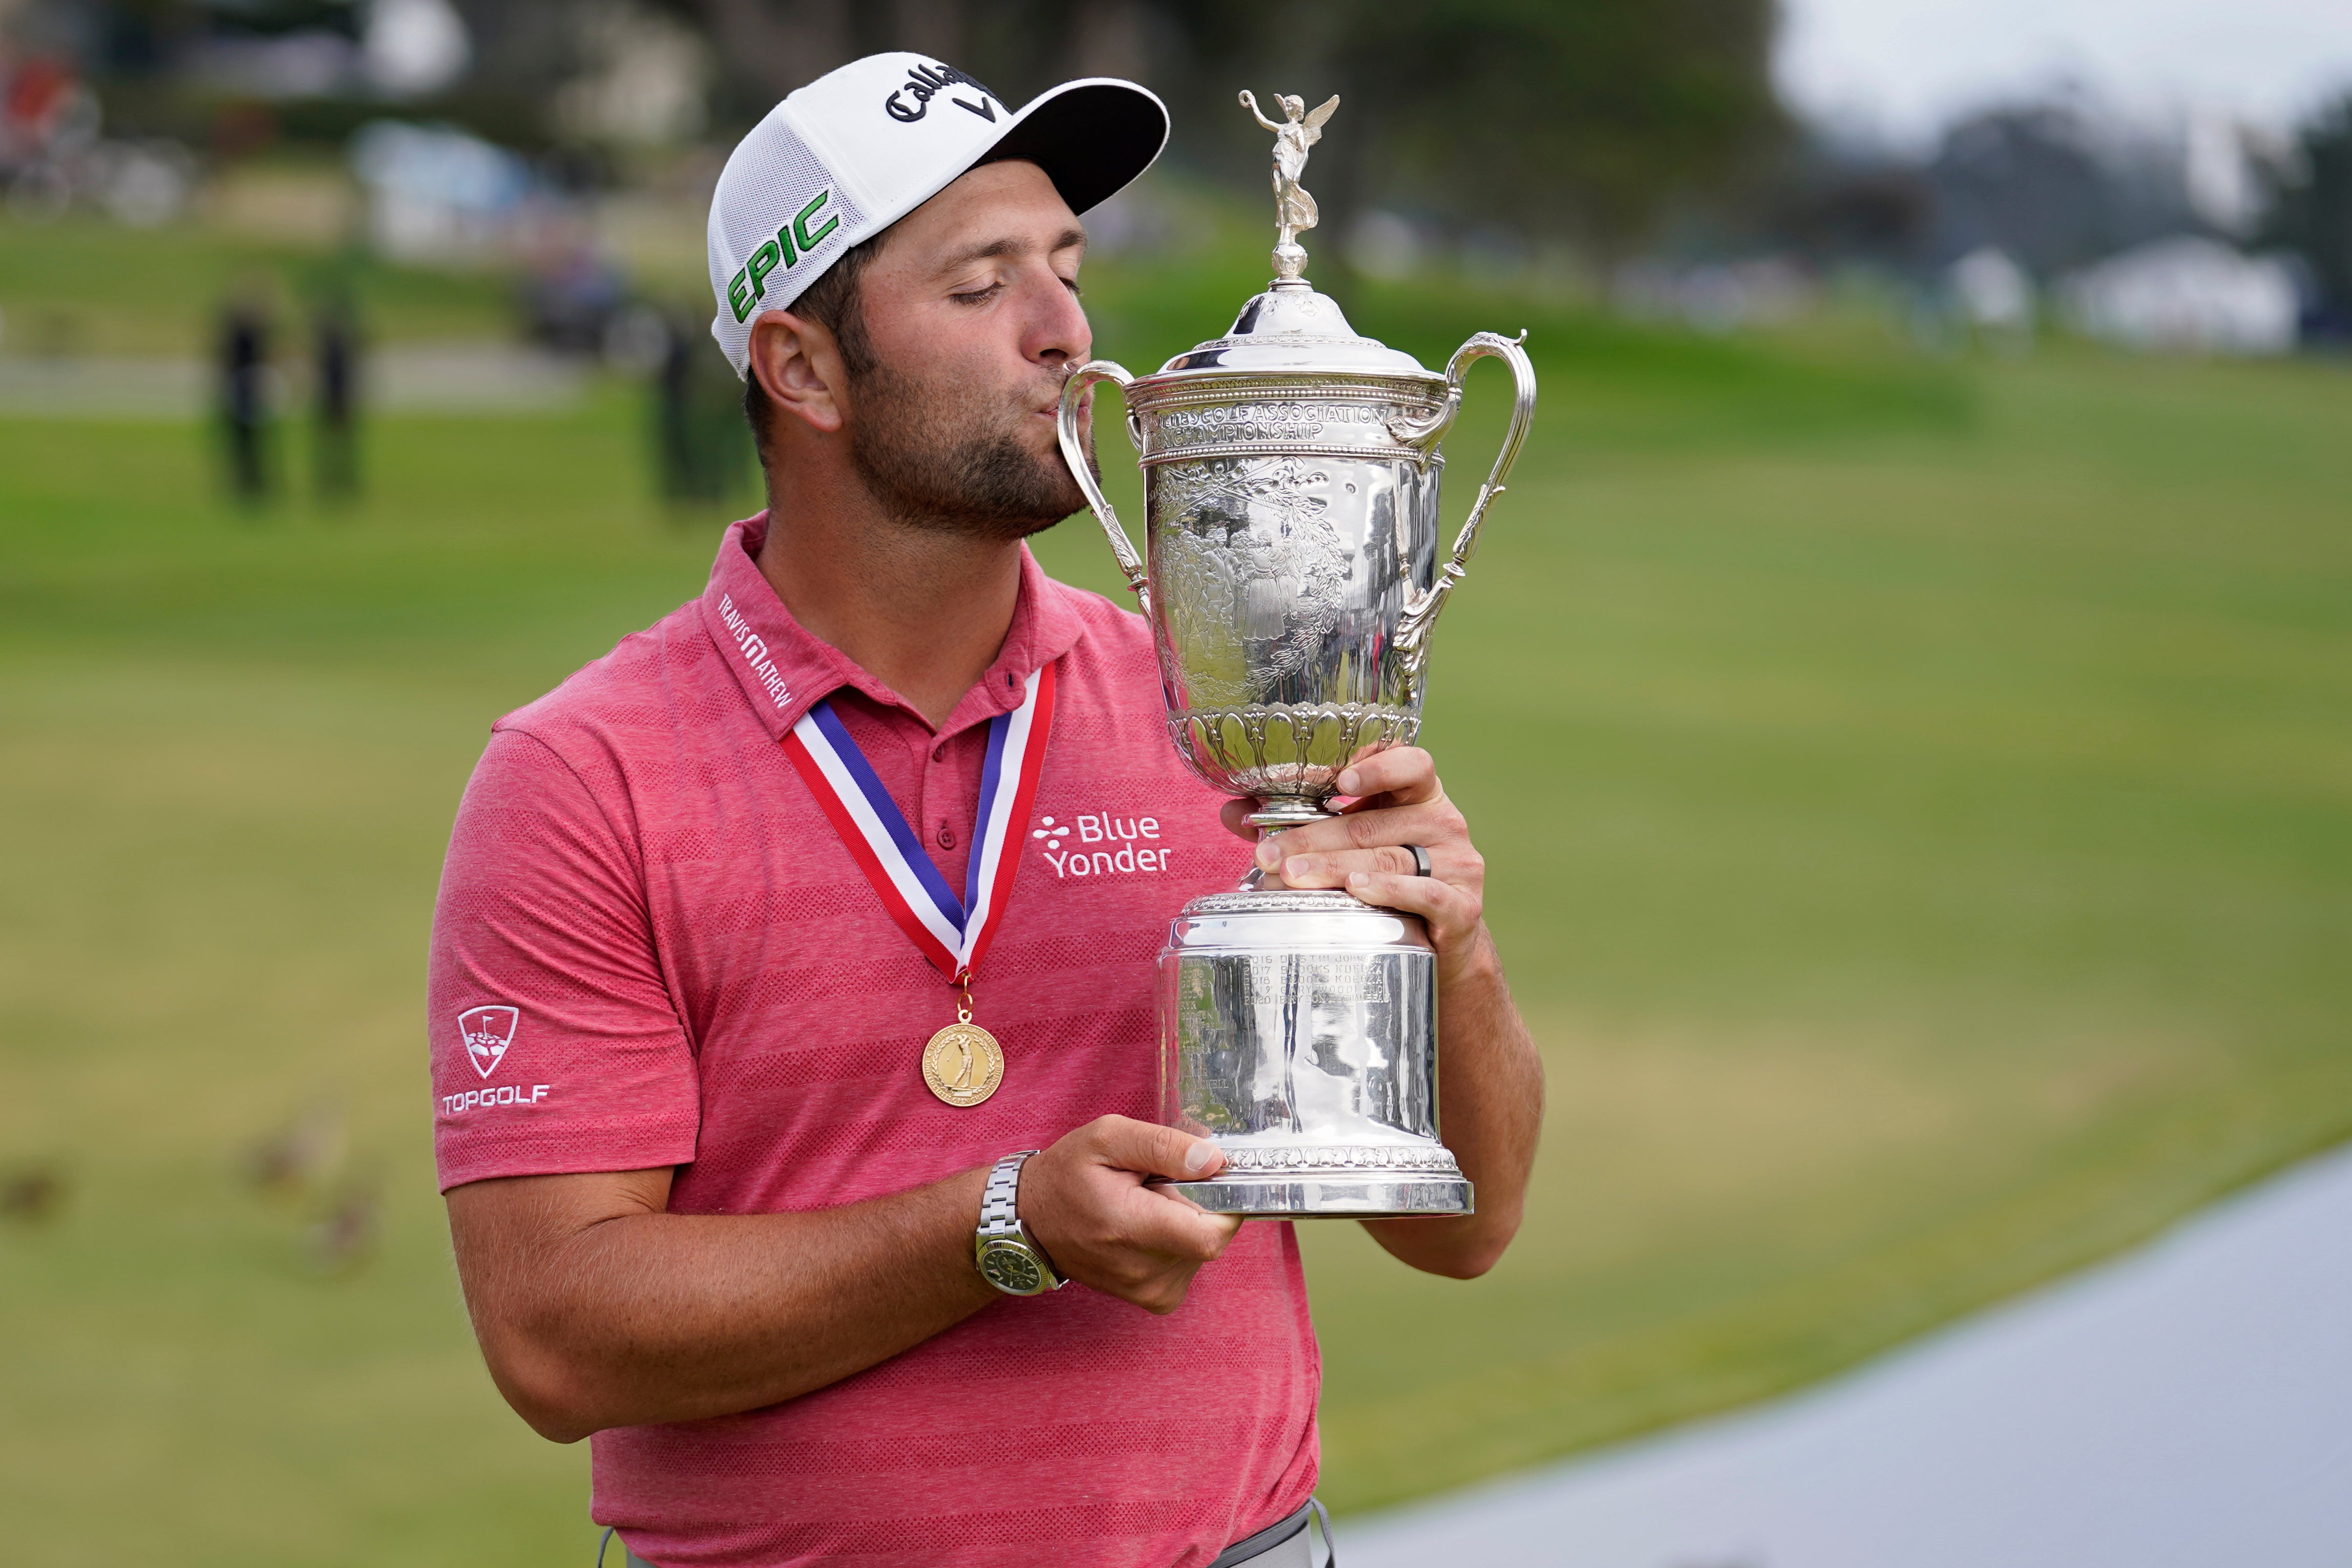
[{"left": 725, "top": 187, "right": 842, "bottom": 324}]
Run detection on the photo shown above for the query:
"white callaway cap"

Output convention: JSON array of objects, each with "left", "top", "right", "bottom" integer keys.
[{"left": 707, "top": 53, "right": 1169, "bottom": 377}]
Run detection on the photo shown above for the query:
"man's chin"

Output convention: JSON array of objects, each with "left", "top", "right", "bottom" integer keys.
[
  {"left": 939, "top": 476, "right": 1086, "bottom": 543},
  {"left": 980, "top": 443, "right": 1090, "bottom": 538},
  {"left": 987, "top": 492, "right": 1084, "bottom": 542}
]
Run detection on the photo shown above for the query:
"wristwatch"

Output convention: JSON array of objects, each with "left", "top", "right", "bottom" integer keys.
[{"left": 974, "top": 1150, "right": 1064, "bottom": 1296}]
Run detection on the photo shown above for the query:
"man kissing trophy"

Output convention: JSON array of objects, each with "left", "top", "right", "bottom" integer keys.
[{"left": 432, "top": 53, "right": 1543, "bottom": 1567}]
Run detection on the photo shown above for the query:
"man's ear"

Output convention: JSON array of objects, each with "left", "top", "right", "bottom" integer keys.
[{"left": 747, "top": 310, "right": 848, "bottom": 436}]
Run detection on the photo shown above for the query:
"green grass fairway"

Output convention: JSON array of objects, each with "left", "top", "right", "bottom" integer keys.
[
  {"left": 0, "top": 209, "right": 515, "bottom": 356},
  {"left": 4, "top": 265, "right": 2350, "bottom": 1560}
]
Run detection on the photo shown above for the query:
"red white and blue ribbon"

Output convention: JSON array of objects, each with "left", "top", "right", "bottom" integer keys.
[{"left": 781, "top": 662, "right": 1057, "bottom": 984}]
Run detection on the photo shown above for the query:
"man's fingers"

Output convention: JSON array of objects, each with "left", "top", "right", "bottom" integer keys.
[
  {"left": 1269, "top": 844, "right": 1441, "bottom": 888},
  {"left": 1086, "top": 1115, "right": 1225, "bottom": 1182},
  {"left": 1228, "top": 748, "right": 1441, "bottom": 847},
  {"left": 1252, "top": 804, "right": 1396, "bottom": 866},
  {"left": 1021, "top": 1120, "right": 1247, "bottom": 1315},
  {"left": 1343, "top": 867, "right": 1479, "bottom": 941},
  {"left": 1082, "top": 1117, "right": 1238, "bottom": 1265},
  {"left": 1332, "top": 746, "right": 1439, "bottom": 804},
  {"left": 1108, "top": 1186, "right": 1242, "bottom": 1263},
  {"left": 1254, "top": 800, "right": 1468, "bottom": 875}
]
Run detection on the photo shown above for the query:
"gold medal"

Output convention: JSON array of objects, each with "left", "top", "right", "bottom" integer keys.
[{"left": 922, "top": 1021, "right": 1003, "bottom": 1107}]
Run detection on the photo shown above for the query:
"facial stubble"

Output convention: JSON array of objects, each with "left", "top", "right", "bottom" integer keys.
[{"left": 845, "top": 357, "right": 1093, "bottom": 541}]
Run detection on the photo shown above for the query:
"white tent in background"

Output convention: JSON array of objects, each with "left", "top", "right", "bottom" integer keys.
[{"left": 2060, "top": 237, "right": 2300, "bottom": 355}]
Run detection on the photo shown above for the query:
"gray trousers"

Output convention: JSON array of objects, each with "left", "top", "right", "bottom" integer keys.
[{"left": 608, "top": 1497, "right": 1330, "bottom": 1568}]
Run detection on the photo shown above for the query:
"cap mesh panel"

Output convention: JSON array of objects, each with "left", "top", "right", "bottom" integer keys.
[{"left": 707, "top": 116, "right": 868, "bottom": 377}]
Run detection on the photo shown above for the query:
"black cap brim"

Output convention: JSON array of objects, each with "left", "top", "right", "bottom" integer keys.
[{"left": 982, "top": 78, "right": 1170, "bottom": 216}]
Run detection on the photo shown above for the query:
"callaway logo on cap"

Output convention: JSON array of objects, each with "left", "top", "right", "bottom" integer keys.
[{"left": 707, "top": 53, "right": 1169, "bottom": 377}]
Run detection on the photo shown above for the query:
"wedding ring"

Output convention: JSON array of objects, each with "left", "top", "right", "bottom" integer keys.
[{"left": 1405, "top": 843, "right": 1433, "bottom": 878}]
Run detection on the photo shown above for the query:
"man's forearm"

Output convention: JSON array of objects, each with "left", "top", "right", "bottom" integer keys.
[
  {"left": 1360, "top": 929, "right": 1542, "bottom": 1277},
  {"left": 450, "top": 1165, "right": 995, "bottom": 1442}
]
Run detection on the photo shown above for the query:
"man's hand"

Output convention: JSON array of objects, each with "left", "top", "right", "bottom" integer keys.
[
  {"left": 1221, "top": 747, "right": 1490, "bottom": 986},
  {"left": 1019, "top": 1116, "right": 1242, "bottom": 1314},
  {"left": 1221, "top": 745, "right": 1542, "bottom": 1281}
]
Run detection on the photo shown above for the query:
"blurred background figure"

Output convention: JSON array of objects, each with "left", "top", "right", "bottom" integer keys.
[
  {"left": 520, "top": 229, "right": 629, "bottom": 356},
  {"left": 1, "top": 48, "right": 96, "bottom": 218},
  {"left": 654, "top": 304, "right": 749, "bottom": 512},
  {"left": 601, "top": 295, "right": 752, "bottom": 512},
  {"left": 311, "top": 283, "right": 361, "bottom": 502},
  {"left": 216, "top": 287, "right": 274, "bottom": 505},
  {"left": 1, "top": 1162, "right": 66, "bottom": 1225},
  {"left": 241, "top": 1095, "right": 345, "bottom": 1198},
  {"left": 306, "top": 1170, "right": 382, "bottom": 1275}
]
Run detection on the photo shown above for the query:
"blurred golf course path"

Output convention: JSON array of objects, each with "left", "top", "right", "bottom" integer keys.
[
  {"left": 3, "top": 254, "right": 2349, "bottom": 1562},
  {"left": 1342, "top": 1139, "right": 2352, "bottom": 1567}
]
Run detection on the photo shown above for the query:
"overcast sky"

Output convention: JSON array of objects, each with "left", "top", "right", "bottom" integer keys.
[{"left": 1776, "top": 0, "right": 2352, "bottom": 145}]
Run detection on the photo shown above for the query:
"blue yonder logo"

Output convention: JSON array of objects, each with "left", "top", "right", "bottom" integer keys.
[{"left": 1034, "top": 812, "right": 1171, "bottom": 878}]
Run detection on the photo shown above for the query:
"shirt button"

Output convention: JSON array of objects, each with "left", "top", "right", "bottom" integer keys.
[
  {"left": 937, "top": 825, "right": 957, "bottom": 849},
  {"left": 932, "top": 745, "right": 946, "bottom": 762}
]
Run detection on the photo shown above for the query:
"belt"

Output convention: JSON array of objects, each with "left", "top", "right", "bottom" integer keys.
[
  {"left": 1207, "top": 1498, "right": 1332, "bottom": 1568},
  {"left": 602, "top": 1497, "right": 1332, "bottom": 1568}
]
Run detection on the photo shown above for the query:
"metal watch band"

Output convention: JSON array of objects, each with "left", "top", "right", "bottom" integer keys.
[
  {"left": 975, "top": 1149, "right": 1064, "bottom": 1294},
  {"left": 979, "top": 1149, "right": 1038, "bottom": 1234}
]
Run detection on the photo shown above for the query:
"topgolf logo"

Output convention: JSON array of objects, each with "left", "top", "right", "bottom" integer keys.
[{"left": 457, "top": 1005, "right": 519, "bottom": 1080}]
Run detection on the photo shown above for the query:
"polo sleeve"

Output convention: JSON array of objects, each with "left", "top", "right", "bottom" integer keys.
[{"left": 427, "top": 726, "right": 700, "bottom": 1192}]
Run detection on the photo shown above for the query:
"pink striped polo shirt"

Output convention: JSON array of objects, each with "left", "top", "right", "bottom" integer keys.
[{"left": 427, "top": 515, "right": 1319, "bottom": 1567}]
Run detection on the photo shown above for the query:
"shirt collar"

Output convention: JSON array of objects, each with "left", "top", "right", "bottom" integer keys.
[{"left": 696, "top": 512, "right": 1086, "bottom": 741}]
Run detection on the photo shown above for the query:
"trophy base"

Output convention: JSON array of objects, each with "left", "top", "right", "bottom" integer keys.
[{"left": 1160, "top": 1171, "right": 1474, "bottom": 1219}]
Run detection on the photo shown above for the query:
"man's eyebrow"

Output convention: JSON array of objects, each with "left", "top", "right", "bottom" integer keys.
[{"left": 936, "top": 227, "right": 1089, "bottom": 274}]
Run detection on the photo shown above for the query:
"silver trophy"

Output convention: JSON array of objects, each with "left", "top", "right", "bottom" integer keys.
[{"left": 1057, "top": 91, "right": 1536, "bottom": 1217}]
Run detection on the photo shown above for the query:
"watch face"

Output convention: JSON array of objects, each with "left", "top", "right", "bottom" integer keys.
[{"left": 980, "top": 1241, "right": 1044, "bottom": 1295}]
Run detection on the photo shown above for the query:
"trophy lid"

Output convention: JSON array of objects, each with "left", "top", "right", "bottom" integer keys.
[
  {"left": 1152, "top": 91, "right": 1436, "bottom": 382},
  {"left": 1155, "top": 281, "right": 1437, "bottom": 378}
]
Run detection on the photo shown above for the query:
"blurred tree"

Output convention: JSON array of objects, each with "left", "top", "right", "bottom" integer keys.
[
  {"left": 1924, "top": 108, "right": 2115, "bottom": 278},
  {"left": 673, "top": 0, "right": 1782, "bottom": 257},
  {"left": 1770, "top": 147, "right": 1937, "bottom": 270},
  {"left": 2264, "top": 92, "right": 2352, "bottom": 321},
  {"left": 37, "top": 0, "right": 1787, "bottom": 257},
  {"left": 1923, "top": 103, "right": 2198, "bottom": 278},
  {"left": 1166, "top": 0, "right": 1787, "bottom": 259}
]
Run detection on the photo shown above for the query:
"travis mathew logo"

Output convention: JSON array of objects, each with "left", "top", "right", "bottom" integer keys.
[
  {"left": 457, "top": 1005, "right": 519, "bottom": 1079},
  {"left": 1034, "top": 812, "right": 1171, "bottom": 879},
  {"left": 718, "top": 594, "right": 791, "bottom": 710},
  {"left": 884, "top": 62, "right": 998, "bottom": 123}
]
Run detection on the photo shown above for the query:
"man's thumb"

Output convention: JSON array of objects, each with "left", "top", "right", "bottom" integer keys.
[{"left": 1099, "top": 1117, "right": 1226, "bottom": 1181}]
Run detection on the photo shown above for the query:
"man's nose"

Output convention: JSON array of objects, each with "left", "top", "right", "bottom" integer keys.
[{"left": 1024, "top": 273, "right": 1091, "bottom": 369}]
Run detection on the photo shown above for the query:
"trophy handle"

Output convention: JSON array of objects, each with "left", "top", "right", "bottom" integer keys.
[
  {"left": 1394, "top": 331, "right": 1537, "bottom": 701},
  {"left": 1056, "top": 359, "right": 1150, "bottom": 613}
]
